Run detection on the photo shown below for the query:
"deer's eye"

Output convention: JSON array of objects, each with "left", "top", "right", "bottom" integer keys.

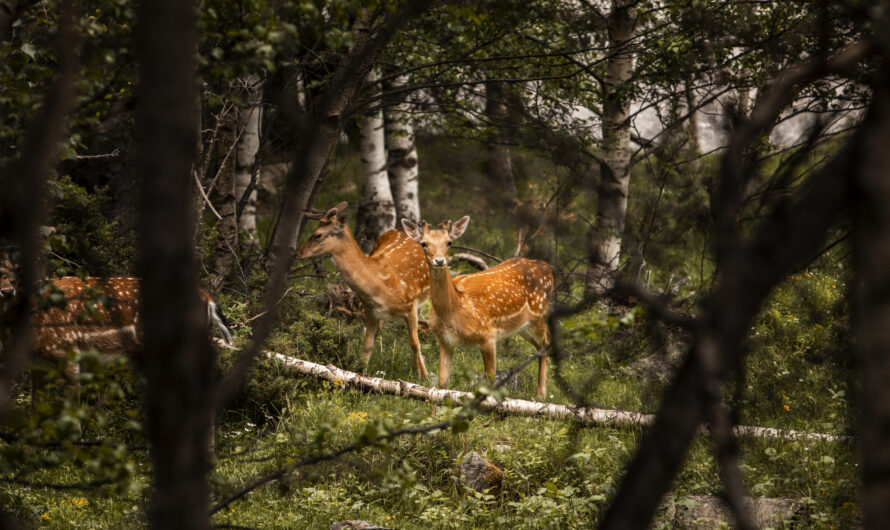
[
  {"left": 446, "top": 241, "right": 452, "bottom": 247},
  {"left": 310, "top": 234, "right": 321, "bottom": 240},
  {"left": 420, "top": 242, "right": 428, "bottom": 248}
]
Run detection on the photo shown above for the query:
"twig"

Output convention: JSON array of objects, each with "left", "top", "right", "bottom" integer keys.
[
  {"left": 74, "top": 148, "right": 120, "bottom": 160},
  {"left": 451, "top": 245, "right": 502, "bottom": 263},
  {"left": 241, "top": 286, "right": 295, "bottom": 325},
  {"left": 611, "top": 280, "right": 695, "bottom": 329},
  {"left": 193, "top": 170, "right": 223, "bottom": 220},
  {"left": 452, "top": 252, "right": 488, "bottom": 270}
]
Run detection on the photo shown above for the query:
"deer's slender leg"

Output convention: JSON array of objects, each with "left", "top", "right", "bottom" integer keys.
[
  {"left": 536, "top": 355, "right": 550, "bottom": 400},
  {"left": 437, "top": 341, "right": 454, "bottom": 388},
  {"left": 522, "top": 320, "right": 550, "bottom": 399},
  {"left": 404, "top": 306, "right": 428, "bottom": 379},
  {"left": 480, "top": 340, "right": 497, "bottom": 384},
  {"left": 362, "top": 313, "right": 381, "bottom": 371}
]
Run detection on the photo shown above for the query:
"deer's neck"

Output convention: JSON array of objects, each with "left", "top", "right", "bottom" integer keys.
[
  {"left": 329, "top": 229, "right": 376, "bottom": 294},
  {"left": 428, "top": 265, "right": 461, "bottom": 321}
]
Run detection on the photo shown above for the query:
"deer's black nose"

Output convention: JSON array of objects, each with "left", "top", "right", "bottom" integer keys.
[{"left": 0, "top": 288, "right": 14, "bottom": 299}]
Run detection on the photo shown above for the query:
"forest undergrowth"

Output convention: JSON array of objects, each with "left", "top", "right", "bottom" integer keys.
[{"left": 0, "top": 139, "right": 859, "bottom": 528}]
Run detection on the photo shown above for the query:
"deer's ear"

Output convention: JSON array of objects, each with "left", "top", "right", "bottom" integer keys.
[
  {"left": 450, "top": 216, "right": 470, "bottom": 240},
  {"left": 401, "top": 218, "right": 424, "bottom": 241}
]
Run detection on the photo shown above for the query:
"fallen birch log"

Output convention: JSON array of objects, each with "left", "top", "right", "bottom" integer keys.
[{"left": 267, "top": 352, "right": 850, "bottom": 443}]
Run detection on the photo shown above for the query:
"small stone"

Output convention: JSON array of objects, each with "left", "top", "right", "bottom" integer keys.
[{"left": 461, "top": 451, "right": 504, "bottom": 493}]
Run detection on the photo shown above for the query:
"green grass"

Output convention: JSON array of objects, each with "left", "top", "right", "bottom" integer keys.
[
  {"left": 0, "top": 138, "right": 861, "bottom": 528},
  {"left": 0, "top": 278, "right": 860, "bottom": 527}
]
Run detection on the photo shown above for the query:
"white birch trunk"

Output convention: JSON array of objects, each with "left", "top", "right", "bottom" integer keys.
[
  {"left": 267, "top": 352, "right": 849, "bottom": 443},
  {"left": 235, "top": 74, "right": 263, "bottom": 247},
  {"left": 384, "top": 74, "right": 420, "bottom": 223},
  {"left": 356, "top": 69, "right": 396, "bottom": 253},
  {"left": 588, "top": 1, "right": 637, "bottom": 294}
]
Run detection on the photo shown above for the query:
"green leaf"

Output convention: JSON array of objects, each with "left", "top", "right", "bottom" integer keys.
[
  {"left": 451, "top": 418, "right": 469, "bottom": 434},
  {"left": 21, "top": 43, "right": 37, "bottom": 59}
]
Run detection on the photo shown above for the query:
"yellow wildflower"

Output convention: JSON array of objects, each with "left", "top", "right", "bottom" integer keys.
[
  {"left": 347, "top": 411, "right": 369, "bottom": 423},
  {"left": 783, "top": 405, "right": 790, "bottom": 412},
  {"left": 42, "top": 513, "right": 52, "bottom": 521}
]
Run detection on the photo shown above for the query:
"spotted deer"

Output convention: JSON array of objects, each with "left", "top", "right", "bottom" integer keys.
[
  {"left": 297, "top": 202, "right": 431, "bottom": 378},
  {"left": 401, "top": 216, "right": 554, "bottom": 399},
  {"left": 0, "top": 256, "right": 233, "bottom": 399}
]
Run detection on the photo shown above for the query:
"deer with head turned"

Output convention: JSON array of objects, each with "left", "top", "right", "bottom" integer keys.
[
  {"left": 401, "top": 216, "right": 554, "bottom": 399},
  {"left": 297, "top": 202, "right": 431, "bottom": 378},
  {"left": 0, "top": 255, "right": 233, "bottom": 400}
]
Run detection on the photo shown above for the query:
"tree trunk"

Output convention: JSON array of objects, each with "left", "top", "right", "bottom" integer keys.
[
  {"left": 356, "top": 68, "right": 396, "bottom": 252},
  {"left": 211, "top": 101, "right": 238, "bottom": 282},
  {"left": 484, "top": 79, "right": 517, "bottom": 204},
  {"left": 235, "top": 74, "right": 263, "bottom": 248},
  {"left": 0, "top": 0, "right": 77, "bottom": 417},
  {"left": 587, "top": 1, "right": 637, "bottom": 295},
  {"left": 384, "top": 73, "right": 421, "bottom": 223},
  {"left": 136, "top": 0, "right": 215, "bottom": 527},
  {"left": 852, "top": 66, "right": 890, "bottom": 529}
]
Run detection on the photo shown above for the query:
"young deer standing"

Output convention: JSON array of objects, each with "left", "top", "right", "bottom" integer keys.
[
  {"left": 297, "top": 202, "right": 431, "bottom": 378},
  {"left": 0, "top": 256, "right": 233, "bottom": 398},
  {"left": 401, "top": 216, "right": 554, "bottom": 399}
]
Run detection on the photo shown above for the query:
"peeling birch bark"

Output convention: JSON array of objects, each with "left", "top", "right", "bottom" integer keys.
[
  {"left": 356, "top": 68, "right": 396, "bottom": 253},
  {"left": 235, "top": 73, "right": 263, "bottom": 246}
]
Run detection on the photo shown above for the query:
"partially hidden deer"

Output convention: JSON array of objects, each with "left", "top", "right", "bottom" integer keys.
[
  {"left": 0, "top": 255, "right": 233, "bottom": 400},
  {"left": 296, "top": 202, "right": 431, "bottom": 378},
  {"left": 401, "top": 216, "right": 554, "bottom": 399}
]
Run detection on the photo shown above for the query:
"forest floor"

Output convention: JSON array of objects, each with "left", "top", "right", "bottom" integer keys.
[{"left": 0, "top": 138, "right": 860, "bottom": 527}]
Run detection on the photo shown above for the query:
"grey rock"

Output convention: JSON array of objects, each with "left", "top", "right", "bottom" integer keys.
[{"left": 460, "top": 451, "right": 504, "bottom": 493}]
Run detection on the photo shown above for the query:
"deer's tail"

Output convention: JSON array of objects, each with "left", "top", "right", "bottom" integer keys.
[{"left": 206, "top": 299, "right": 234, "bottom": 345}]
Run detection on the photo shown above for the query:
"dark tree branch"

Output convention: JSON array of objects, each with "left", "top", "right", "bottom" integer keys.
[
  {"left": 714, "top": 39, "right": 875, "bottom": 263},
  {"left": 0, "top": 0, "right": 78, "bottom": 418},
  {"left": 599, "top": 106, "right": 859, "bottom": 529}
]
